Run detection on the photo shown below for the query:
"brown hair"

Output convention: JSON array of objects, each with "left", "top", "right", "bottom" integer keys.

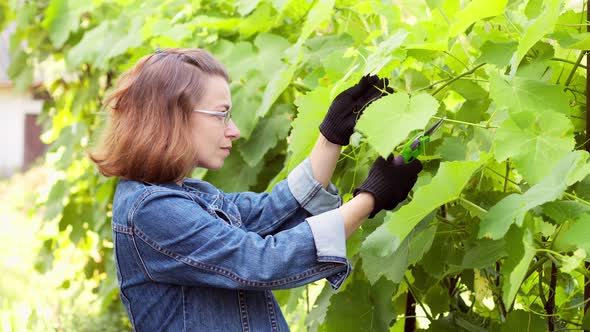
[{"left": 89, "top": 48, "right": 229, "bottom": 183}]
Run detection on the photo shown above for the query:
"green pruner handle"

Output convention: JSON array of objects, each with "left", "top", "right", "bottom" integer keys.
[{"left": 395, "top": 134, "right": 430, "bottom": 165}]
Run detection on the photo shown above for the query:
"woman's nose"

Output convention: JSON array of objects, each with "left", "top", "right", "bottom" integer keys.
[{"left": 225, "top": 119, "right": 241, "bottom": 140}]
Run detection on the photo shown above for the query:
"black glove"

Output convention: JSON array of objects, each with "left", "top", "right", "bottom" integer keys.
[
  {"left": 319, "top": 74, "right": 393, "bottom": 145},
  {"left": 353, "top": 155, "right": 423, "bottom": 218}
]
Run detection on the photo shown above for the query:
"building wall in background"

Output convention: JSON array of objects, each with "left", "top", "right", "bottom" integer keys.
[
  {"left": 0, "top": 24, "right": 45, "bottom": 178},
  {"left": 0, "top": 84, "right": 43, "bottom": 177}
]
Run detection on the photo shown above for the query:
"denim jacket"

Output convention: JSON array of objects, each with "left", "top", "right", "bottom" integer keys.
[{"left": 112, "top": 158, "right": 351, "bottom": 331}]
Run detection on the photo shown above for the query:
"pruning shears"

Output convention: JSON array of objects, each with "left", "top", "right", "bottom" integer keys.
[{"left": 394, "top": 117, "right": 446, "bottom": 166}]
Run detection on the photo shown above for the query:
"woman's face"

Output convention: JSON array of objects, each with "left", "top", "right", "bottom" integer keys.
[{"left": 190, "top": 75, "right": 240, "bottom": 169}]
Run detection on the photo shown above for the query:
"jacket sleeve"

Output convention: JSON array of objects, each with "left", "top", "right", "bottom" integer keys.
[
  {"left": 130, "top": 189, "right": 350, "bottom": 291},
  {"left": 225, "top": 158, "right": 342, "bottom": 236}
]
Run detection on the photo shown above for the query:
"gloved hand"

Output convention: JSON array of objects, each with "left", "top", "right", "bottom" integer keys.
[
  {"left": 353, "top": 155, "right": 422, "bottom": 218},
  {"left": 319, "top": 74, "right": 393, "bottom": 145}
]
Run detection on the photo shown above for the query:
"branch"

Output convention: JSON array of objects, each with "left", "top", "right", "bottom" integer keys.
[
  {"left": 539, "top": 266, "right": 547, "bottom": 308},
  {"left": 503, "top": 162, "right": 510, "bottom": 193},
  {"left": 404, "top": 276, "right": 434, "bottom": 322},
  {"left": 564, "top": 51, "right": 587, "bottom": 87},
  {"left": 431, "top": 116, "right": 497, "bottom": 129},
  {"left": 550, "top": 57, "right": 588, "bottom": 70},
  {"left": 404, "top": 290, "right": 416, "bottom": 332},
  {"left": 432, "top": 63, "right": 486, "bottom": 96},
  {"left": 544, "top": 263, "right": 558, "bottom": 331}
]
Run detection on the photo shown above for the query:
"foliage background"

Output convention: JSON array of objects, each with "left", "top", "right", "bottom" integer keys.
[{"left": 2, "top": 0, "right": 590, "bottom": 331}]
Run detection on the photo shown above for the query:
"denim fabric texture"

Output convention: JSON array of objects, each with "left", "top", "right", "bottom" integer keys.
[{"left": 112, "top": 158, "right": 350, "bottom": 331}]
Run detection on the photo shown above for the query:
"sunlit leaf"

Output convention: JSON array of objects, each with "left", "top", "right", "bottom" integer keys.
[
  {"left": 450, "top": 0, "right": 508, "bottom": 36},
  {"left": 479, "top": 151, "right": 590, "bottom": 239},
  {"left": 356, "top": 92, "right": 439, "bottom": 158}
]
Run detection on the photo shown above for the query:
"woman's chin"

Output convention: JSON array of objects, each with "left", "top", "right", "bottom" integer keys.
[{"left": 196, "top": 160, "right": 225, "bottom": 170}]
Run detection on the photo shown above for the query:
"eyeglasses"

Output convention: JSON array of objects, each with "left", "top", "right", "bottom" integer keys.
[{"left": 192, "top": 109, "right": 232, "bottom": 125}]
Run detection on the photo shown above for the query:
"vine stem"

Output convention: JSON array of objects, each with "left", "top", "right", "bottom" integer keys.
[
  {"left": 539, "top": 266, "right": 547, "bottom": 308},
  {"left": 564, "top": 50, "right": 587, "bottom": 87},
  {"left": 563, "top": 192, "right": 590, "bottom": 207},
  {"left": 524, "top": 256, "right": 550, "bottom": 282},
  {"left": 551, "top": 57, "right": 588, "bottom": 70},
  {"left": 545, "top": 262, "right": 558, "bottom": 332},
  {"left": 503, "top": 162, "right": 510, "bottom": 193},
  {"left": 432, "top": 63, "right": 486, "bottom": 96},
  {"left": 404, "top": 290, "right": 416, "bottom": 332},
  {"left": 431, "top": 116, "right": 497, "bottom": 129},
  {"left": 404, "top": 276, "right": 434, "bottom": 322},
  {"left": 483, "top": 268, "right": 507, "bottom": 321}
]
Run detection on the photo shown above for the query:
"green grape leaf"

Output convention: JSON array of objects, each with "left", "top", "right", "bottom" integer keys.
[
  {"left": 386, "top": 159, "right": 486, "bottom": 243},
  {"left": 6, "top": 49, "right": 33, "bottom": 93},
  {"left": 532, "top": 217, "right": 556, "bottom": 237},
  {"left": 489, "top": 73, "right": 570, "bottom": 115},
  {"left": 425, "top": 0, "right": 445, "bottom": 10},
  {"left": 420, "top": 230, "right": 465, "bottom": 278},
  {"left": 449, "top": 80, "right": 488, "bottom": 100},
  {"left": 365, "top": 30, "right": 408, "bottom": 74},
  {"left": 237, "top": 0, "right": 261, "bottom": 16},
  {"left": 297, "top": 0, "right": 335, "bottom": 44},
  {"left": 239, "top": 105, "right": 291, "bottom": 167},
  {"left": 146, "top": 20, "right": 194, "bottom": 42},
  {"left": 549, "top": 30, "right": 590, "bottom": 50},
  {"left": 553, "top": 213, "right": 590, "bottom": 257},
  {"left": 42, "top": 0, "right": 93, "bottom": 48},
  {"left": 501, "top": 310, "right": 546, "bottom": 332},
  {"left": 204, "top": 150, "right": 263, "bottom": 192},
  {"left": 360, "top": 159, "right": 485, "bottom": 281},
  {"left": 192, "top": 15, "right": 241, "bottom": 31},
  {"left": 512, "top": 0, "right": 560, "bottom": 75},
  {"left": 494, "top": 110, "right": 574, "bottom": 184},
  {"left": 238, "top": 3, "right": 274, "bottom": 38},
  {"left": 356, "top": 92, "right": 439, "bottom": 158},
  {"left": 501, "top": 224, "right": 536, "bottom": 309},
  {"left": 256, "top": 63, "right": 298, "bottom": 118},
  {"left": 44, "top": 179, "right": 69, "bottom": 220},
  {"left": 287, "top": 87, "right": 331, "bottom": 171},
  {"left": 450, "top": 0, "right": 508, "bottom": 36},
  {"left": 59, "top": 199, "right": 93, "bottom": 243},
  {"left": 360, "top": 215, "right": 436, "bottom": 284},
  {"left": 211, "top": 40, "right": 258, "bottom": 80},
  {"left": 306, "top": 283, "right": 335, "bottom": 329},
  {"left": 462, "top": 238, "right": 507, "bottom": 268},
  {"left": 515, "top": 42, "right": 555, "bottom": 80},
  {"left": 542, "top": 201, "right": 590, "bottom": 224},
  {"left": 254, "top": 33, "right": 291, "bottom": 80},
  {"left": 475, "top": 41, "right": 518, "bottom": 67},
  {"left": 230, "top": 80, "right": 263, "bottom": 140},
  {"left": 479, "top": 151, "right": 590, "bottom": 239},
  {"left": 67, "top": 16, "right": 143, "bottom": 69},
  {"left": 424, "top": 283, "right": 451, "bottom": 317},
  {"left": 323, "top": 278, "right": 396, "bottom": 332},
  {"left": 560, "top": 248, "right": 586, "bottom": 272},
  {"left": 436, "top": 136, "right": 467, "bottom": 162},
  {"left": 525, "top": 0, "right": 543, "bottom": 19}
]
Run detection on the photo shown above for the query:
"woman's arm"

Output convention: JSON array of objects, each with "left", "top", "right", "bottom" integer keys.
[
  {"left": 309, "top": 133, "right": 342, "bottom": 188},
  {"left": 128, "top": 190, "right": 351, "bottom": 291},
  {"left": 339, "top": 192, "right": 374, "bottom": 238}
]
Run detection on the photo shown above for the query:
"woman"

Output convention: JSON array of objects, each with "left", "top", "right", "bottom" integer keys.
[{"left": 90, "top": 48, "right": 422, "bottom": 331}]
